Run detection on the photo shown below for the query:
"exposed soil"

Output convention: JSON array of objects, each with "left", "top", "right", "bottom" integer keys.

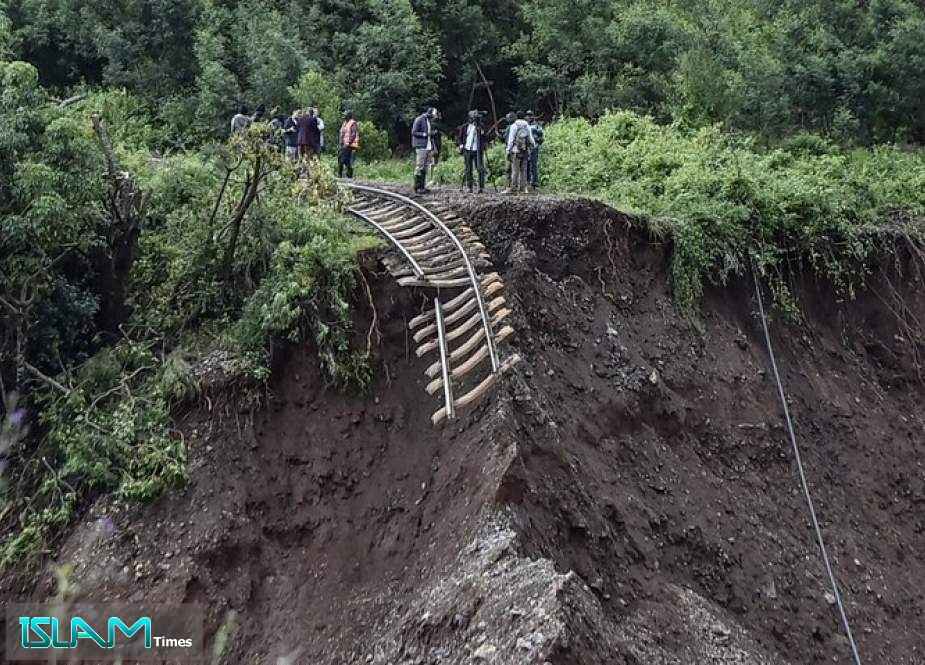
[{"left": 4, "top": 190, "right": 925, "bottom": 664}]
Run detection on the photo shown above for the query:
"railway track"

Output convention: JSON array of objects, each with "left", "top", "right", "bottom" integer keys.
[{"left": 342, "top": 183, "right": 521, "bottom": 425}]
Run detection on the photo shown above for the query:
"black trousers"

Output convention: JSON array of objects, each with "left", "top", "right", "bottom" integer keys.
[
  {"left": 338, "top": 147, "right": 355, "bottom": 178},
  {"left": 463, "top": 149, "right": 484, "bottom": 191}
]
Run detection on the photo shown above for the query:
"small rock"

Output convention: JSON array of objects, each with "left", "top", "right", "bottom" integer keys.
[
  {"left": 129, "top": 590, "right": 144, "bottom": 603},
  {"left": 515, "top": 637, "right": 532, "bottom": 651},
  {"left": 649, "top": 369, "right": 659, "bottom": 385},
  {"left": 472, "top": 644, "right": 497, "bottom": 661},
  {"left": 765, "top": 579, "right": 777, "bottom": 600},
  {"left": 589, "top": 576, "right": 604, "bottom": 592},
  {"left": 712, "top": 624, "right": 731, "bottom": 636},
  {"left": 824, "top": 592, "right": 837, "bottom": 605}
]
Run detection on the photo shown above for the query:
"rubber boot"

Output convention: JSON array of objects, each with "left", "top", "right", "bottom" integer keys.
[{"left": 415, "top": 172, "right": 430, "bottom": 195}]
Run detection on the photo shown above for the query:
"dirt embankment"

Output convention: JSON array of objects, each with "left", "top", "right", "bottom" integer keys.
[{"left": 5, "top": 191, "right": 925, "bottom": 664}]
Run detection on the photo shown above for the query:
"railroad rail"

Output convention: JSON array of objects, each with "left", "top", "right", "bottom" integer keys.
[{"left": 341, "top": 183, "right": 521, "bottom": 425}]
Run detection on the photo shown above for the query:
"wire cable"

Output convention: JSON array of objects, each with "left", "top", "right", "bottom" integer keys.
[{"left": 752, "top": 270, "right": 864, "bottom": 665}]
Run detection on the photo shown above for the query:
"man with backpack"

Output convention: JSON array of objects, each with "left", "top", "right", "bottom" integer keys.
[
  {"left": 338, "top": 110, "right": 360, "bottom": 178},
  {"left": 525, "top": 110, "right": 544, "bottom": 189},
  {"left": 504, "top": 111, "right": 536, "bottom": 194}
]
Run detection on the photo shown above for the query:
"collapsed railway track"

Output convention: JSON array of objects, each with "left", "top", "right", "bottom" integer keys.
[{"left": 342, "top": 183, "right": 521, "bottom": 425}]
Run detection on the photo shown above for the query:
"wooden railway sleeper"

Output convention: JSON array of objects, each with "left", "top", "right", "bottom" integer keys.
[
  {"left": 408, "top": 275, "right": 502, "bottom": 328},
  {"left": 421, "top": 309, "right": 512, "bottom": 375},
  {"left": 425, "top": 326, "right": 516, "bottom": 396},
  {"left": 413, "top": 296, "right": 506, "bottom": 343},
  {"left": 431, "top": 354, "right": 522, "bottom": 425}
]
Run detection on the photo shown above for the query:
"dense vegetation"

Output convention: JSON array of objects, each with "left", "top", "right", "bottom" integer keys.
[
  {"left": 0, "top": 61, "right": 376, "bottom": 574},
  {"left": 3, "top": 0, "right": 925, "bottom": 577},
  {"left": 3, "top": 0, "right": 925, "bottom": 143}
]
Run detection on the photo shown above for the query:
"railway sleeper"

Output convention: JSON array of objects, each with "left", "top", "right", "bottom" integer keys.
[
  {"left": 425, "top": 326, "right": 517, "bottom": 396},
  {"left": 408, "top": 275, "right": 503, "bottom": 328},
  {"left": 420, "top": 308, "right": 512, "bottom": 369},
  {"left": 430, "top": 354, "right": 522, "bottom": 425},
  {"left": 413, "top": 296, "right": 506, "bottom": 343}
]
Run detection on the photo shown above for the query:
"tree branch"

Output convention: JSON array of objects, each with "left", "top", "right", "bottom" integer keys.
[{"left": 23, "top": 362, "right": 70, "bottom": 395}]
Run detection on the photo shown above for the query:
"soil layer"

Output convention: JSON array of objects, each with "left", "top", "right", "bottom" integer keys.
[{"left": 4, "top": 190, "right": 924, "bottom": 664}]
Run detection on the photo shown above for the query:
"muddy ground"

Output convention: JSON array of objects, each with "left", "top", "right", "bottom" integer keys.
[{"left": 4, "top": 191, "right": 925, "bottom": 664}]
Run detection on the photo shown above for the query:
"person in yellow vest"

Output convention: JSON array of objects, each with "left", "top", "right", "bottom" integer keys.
[{"left": 338, "top": 110, "right": 360, "bottom": 178}]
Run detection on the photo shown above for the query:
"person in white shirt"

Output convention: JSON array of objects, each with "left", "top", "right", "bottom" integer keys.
[
  {"left": 314, "top": 108, "right": 325, "bottom": 153},
  {"left": 457, "top": 110, "right": 487, "bottom": 193},
  {"left": 230, "top": 106, "right": 251, "bottom": 134}
]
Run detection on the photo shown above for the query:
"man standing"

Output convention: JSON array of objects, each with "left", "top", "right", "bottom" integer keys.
[
  {"left": 411, "top": 107, "right": 439, "bottom": 194},
  {"left": 315, "top": 108, "right": 326, "bottom": 154},
  {"left": 338, "top": 110, "right": 360, "bottom": 178},
  {"left": 505, "top": 111, "right": 536, "bottom": 194},
  {"left": 457, "top": 110, "right": 487, "bottom": 193},
  {"left": 427, "top": 110, "right": 446, "bottom": 188},
  {"left": 502, "top": 111, "right": 516, "bottom": 189},
  {"left": 525, "top": 110, "right": 544, "bottom": 190},
  {"left": 283, "top": 109, "right": 300, "bottom": 162},
  {"left": 230, "top": 105, "right": 251, "bottom": 134},
  {"left": 297, "top": 108, "right": 320, "bottom": 158}
]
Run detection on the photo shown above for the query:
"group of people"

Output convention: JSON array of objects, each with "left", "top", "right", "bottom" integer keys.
[
  {"left": 412, "top": 107, "right": 544, "bottom": 195},
  {"left": 229, "top": 101, "right": 546, "bottom": 191},
  {"left": 230, "top": 104, "right": 361, "bottom": 178}
]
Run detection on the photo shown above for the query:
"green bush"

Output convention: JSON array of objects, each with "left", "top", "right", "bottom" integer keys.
[
  {"left": 356, "top": 120, "right": 391, "bottom": 161},
  {"left": 540, "top": 111, "right": 925, "bottom": 313},
  {"left": 0, "top": 68, "right": 378, "bottom": 571}
]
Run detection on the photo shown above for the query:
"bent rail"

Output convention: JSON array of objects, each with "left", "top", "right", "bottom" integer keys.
[
  {"left": 340, "top": 182, "right": 520, "bottom": 424},
  {"left": 342, "top": 182, "right": 499, "bottom": 372}
]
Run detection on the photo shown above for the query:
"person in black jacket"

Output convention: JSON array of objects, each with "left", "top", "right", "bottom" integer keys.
[
  {"left": 457, "top": 110, "right": 488, "bottom": 193},
  {"left": 411, "top": 107, "right": 439, "bottom": 194},
  {"left": 283, "top": 109, "right": 300, "bottom": 162},
  {"left": 427, "top": 110, "right": 448, "bottom": 188},
  {"left": 525, "top": 110, "right": 545, "bottom": 189}
]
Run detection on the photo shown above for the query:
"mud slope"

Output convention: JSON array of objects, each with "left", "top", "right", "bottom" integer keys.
[{"left": 9, "top": 192, "right": 925, "bottom": 664}]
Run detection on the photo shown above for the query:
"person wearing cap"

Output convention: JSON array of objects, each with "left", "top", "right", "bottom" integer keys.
[
  {"left": 457, "top": 110, "right": 488, "bottom": 193},
  {"left": 525, "top": 110, "right": 544, "bottom": 190},
  {"left": 411, "top": 106, "right": 439, "bottom": 194},
  {"left": 338, "top": 110, "right": 360, "bottom": 178}
]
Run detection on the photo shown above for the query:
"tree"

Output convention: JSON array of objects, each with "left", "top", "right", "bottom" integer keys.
[
  {"left": 192, "top": 1, "right": 241, "bottom": 138},
  {"left": 332, "top": 0, "right": 443, "bottom": 126},
  {"left": 236, "top": 1, "right": 305, "bottom": 110},
  {"left": 0, "top": 1, "right": 13, "bottom": 59},
  {"left": 289, "top": 68, "right": 343, "bottom": 125},
  {"left": 0, "top": 61, "right": 107, "bottom": 392}
]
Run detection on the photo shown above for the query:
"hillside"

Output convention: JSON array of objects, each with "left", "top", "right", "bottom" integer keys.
[{"left": 5, "top": 192, "right": 923, "bottom": 664}]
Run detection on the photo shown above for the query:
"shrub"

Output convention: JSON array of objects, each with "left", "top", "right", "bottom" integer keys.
[
  {"left": 356, "top": 120, "right": 391, "bottom": 161},
  {"left": 540, "top": 111, "right": 925, "bottom": 314}
]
